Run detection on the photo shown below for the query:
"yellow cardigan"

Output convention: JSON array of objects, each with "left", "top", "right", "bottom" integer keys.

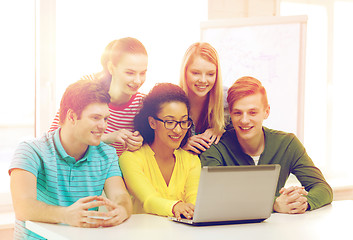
[{"left": 119, "top": 144, "right": 201, "bottom": 217}]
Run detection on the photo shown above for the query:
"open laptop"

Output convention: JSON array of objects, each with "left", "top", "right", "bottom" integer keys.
[{"left": 169, "top": 165, "right": 280, "bottom": 226}]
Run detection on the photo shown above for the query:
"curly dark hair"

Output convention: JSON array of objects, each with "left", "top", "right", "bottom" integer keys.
[{"left": 134, "top": 83, "right": 191, "bottom": 147}]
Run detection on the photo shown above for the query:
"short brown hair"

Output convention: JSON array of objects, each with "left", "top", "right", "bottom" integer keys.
[
  {"left": 59, "top": 80, "right": 110, "bottom": 124},
  {"left": 227, "top": 76, "right": 268, "bottom": 111}
]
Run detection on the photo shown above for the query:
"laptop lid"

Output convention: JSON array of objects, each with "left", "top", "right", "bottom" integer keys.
[{"left": 192, "top": 164, "right": 280, "bottom": 224}]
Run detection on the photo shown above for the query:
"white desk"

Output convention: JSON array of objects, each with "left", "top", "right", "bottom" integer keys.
[{"left": 26, "top": 201, "right": 352, "bottom": 240}]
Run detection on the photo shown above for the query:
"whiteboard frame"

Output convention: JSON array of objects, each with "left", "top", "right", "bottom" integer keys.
[{"left": 200, "top": 15, "right": 307, "bottom": 142}]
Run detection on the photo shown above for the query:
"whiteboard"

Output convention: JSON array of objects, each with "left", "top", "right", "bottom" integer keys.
[{"left": 201, "top": 15, "right": 307, "bottom": 141}]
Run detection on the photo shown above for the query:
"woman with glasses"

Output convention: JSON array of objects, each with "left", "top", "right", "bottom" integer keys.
[{"left": 119, "top": 83, "right": 201, "bottom": 220}]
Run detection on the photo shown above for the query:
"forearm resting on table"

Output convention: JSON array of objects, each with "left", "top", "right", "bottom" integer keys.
[
  {"left": 108, "top": 192, "right": 133, "bottom": 217},
  {"left": 12, "top": 196, "right": 66, "bottom": 224},
  {"left": 143, "top": 195, "right": 179, "bottom": 217},
  {"left": 306, "top": 184, "right": 333, "bottom": 210},
  {"left": 104, "top": 176, "right": 133, "bottom": 217},
  {"left": 11, "top": 169, "right": 66, "bottom": 223}
]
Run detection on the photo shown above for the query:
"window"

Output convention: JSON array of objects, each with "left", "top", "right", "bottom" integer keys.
[
  {"left": 0, "top": 2, "right": 35, "bottom": 195},
  {"left": 0, "top": 0, "right": 207, "bottom": 206},
  {"left": 280, "top": 1, "right": 328, "bottom": 170},
  {"left": 281, "top": 0, "right": 353, "bottom": 182},
  {"left": 55, "top": 0, "right": 208, "bottom": 107},
  {"left": 332, "top": 1, "right": 353, "bottom": 176}
]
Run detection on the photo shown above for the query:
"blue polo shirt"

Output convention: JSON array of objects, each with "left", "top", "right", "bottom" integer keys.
[{"left": 9, "top": 128, "right": 122, "bottom": 240}]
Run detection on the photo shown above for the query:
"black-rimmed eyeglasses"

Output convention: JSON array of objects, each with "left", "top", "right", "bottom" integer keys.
[{"left": 153, "top": 117, "right": 193, "bottom": 130}]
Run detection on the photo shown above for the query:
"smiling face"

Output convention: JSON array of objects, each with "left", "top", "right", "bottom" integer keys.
[
  {"left": 73, "top": 102, "right": 110, "bottom": 146},
  {"left": 185, "top": 56, "right": 217, "bottom": 98},
  {"left": 230, "top": 93, "right": 270, "bottom": 143},
  {"left": 149, "top": 101, "right": 189, "bottom": 151},
  {"left": 108, "top": 53, "right": 148, "bottom": 101}
]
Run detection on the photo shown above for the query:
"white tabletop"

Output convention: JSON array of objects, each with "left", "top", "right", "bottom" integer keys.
[{"left": 26, "top": 200, "right": 352, "bottom": 240}]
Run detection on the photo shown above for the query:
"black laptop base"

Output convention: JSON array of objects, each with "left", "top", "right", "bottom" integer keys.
[{"left": 179, "top": 218, "right": 266, "bottom": 226}]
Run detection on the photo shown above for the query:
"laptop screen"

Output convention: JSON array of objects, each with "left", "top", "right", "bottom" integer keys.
[{"left": 193, "top": 165, "right": 280, "bottom": 223}]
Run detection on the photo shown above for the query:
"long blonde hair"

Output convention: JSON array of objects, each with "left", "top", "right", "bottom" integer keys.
[{"left": 179, "top": 42, "right": 224, "bottom": 134}]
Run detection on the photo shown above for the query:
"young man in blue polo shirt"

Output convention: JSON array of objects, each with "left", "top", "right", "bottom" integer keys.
[
  {"left": 9, "top": 80, "right": 132, "bottom": 239},
  {"left": 200, "top": 76, "right": 332, "bottom": 214}
]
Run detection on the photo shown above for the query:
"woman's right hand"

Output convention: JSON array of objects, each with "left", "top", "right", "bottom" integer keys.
[
  {"left": 182, "top": 134, "right": 212, "bottom": 154},
  {"left": 172, "top": 201, "right": 195, "bottom": 220},
  {"left": 182, "top": 128, "right": 224, "bottom": 154},
  {"left": 101, "top": 130, "right": 143, "bottom": 151}
]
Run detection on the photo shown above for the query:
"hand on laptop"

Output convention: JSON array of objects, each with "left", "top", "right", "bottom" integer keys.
[
  {"left": 172, "top": 201, "right": 195, "bottom": 220},
  {"left": 273, "top": 186, "right": 309, "bottom": 214}
]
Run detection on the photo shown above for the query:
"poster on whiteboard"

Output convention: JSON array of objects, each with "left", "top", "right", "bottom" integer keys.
[{"left": 201, "top": 15, "right": 307, "bottom": 141}]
